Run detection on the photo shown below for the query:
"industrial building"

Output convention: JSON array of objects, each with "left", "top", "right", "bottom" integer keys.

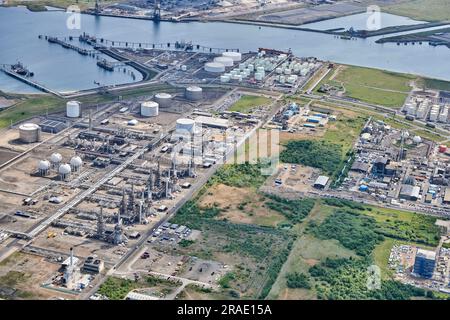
[
  {"left": 413, "top": 248, "right": 436, "bottom": 279},
  {"left": 313, "top": 176, "right": 329, "bottom": 189},
  {"left": 399, "top": 185, "right": 421, "bottom": 201}
]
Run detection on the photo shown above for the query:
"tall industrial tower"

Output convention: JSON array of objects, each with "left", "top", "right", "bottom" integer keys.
[
  {"left": 95, "top": 0, "right": 100, "bottom": 15},
  {"left": 153, "top": 0, "right": 161, "bottom": 21}
]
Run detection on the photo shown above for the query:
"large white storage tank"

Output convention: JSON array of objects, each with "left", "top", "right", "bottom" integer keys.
[
  {"left": 50, "top": 152, "right": 62, "bottom": 168},
  {"left": 19, "top": 123, "right": 41, "bottom": 143},
  {"left": 59, "top": 163, "right": 72, "bottom": 181},
  {"left": 204, "top": 62, "right": 225, "bottom": 73},
  {"left": 66, "top": 101, "right": 81, "bottom": 118},
  {"left": 185, "top": 86, "right": 203, "bottom": 101},
  {"left": 214, "top": 56, "right": 234, "bottom": 67},
  {"left": 222, "top": 51, "right": 242, "bottom": 62},
  {"left": 38, "top": 160, "right": 51, "bottom": 176},
  {"left": 176, "top": 118, "right": 196, "bottom": 134},
  {"left": 154, "top": 93, "right": 172, "bottom": 108},
  {"left": 70, "top": 156, "right": 83, "bottom": 172},
  {"left": 140, "top": 101, "right": 159, "bottom": 117}
]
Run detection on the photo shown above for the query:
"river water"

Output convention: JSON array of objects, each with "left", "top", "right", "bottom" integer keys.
[{"left": 1, "top": 6, "right": 450, "bottom": 94}]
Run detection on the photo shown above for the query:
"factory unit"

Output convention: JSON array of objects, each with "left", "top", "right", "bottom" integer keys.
[{"left": 413, "top": 249, "right": 436, "bottom": 279}]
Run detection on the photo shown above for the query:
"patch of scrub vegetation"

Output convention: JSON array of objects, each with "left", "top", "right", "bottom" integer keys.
[
  {"left": 322, "top": 200, "right": 441, "bottom": 247},
  {"left": 212, "top": 162, "right": 269, "bottom": 189},
  {"left": 309, "top": 257, "right": 428, "bottom": 300},
  {"left": 0, "top": 271, "right": 33, "bottom": 299},
  {"left": 229, "top": 95, "right": 272, "bottom": 113},
  {"left": 171, "top": 198, "right": 294, "bottom": 299},
  {"left": 265, "top": 195, "right": 315, "bottom": 224},
  {"left": 310, "top": 210, "right": 384, "bottom": 257},
  {"left": 98, "top": 275, "right": 178, "bottom": 300},
  {"left": 280, "top": 140, "right": 342, "bottom": 176},
  {"left": 418, "top": 77, "right": 450, "bottom": 92},
  {"left": 306, "top": 200, "right": 443, "bottom": 299},
  {"left": 286, "top": 272, "right": 311, "bottom": 289},
  {"left": 323, "top": 116, "right": 367, "bottom": 157}
]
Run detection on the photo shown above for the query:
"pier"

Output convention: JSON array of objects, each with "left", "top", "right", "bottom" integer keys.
[
  {"left": 41, "top": 34, "right": 240, "bottom": 54},
  {"left": 0, "top": 64, "right": 62, "bottom": 97}
]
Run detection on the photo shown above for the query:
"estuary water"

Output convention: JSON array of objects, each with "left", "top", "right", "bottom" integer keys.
[{"left": 1, "top": 6, "right": 450, "bottom": 94}]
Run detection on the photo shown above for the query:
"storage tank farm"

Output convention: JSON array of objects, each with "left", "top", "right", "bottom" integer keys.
[{"left": 219, "top": 50, "right": 317, "bottom": 84}]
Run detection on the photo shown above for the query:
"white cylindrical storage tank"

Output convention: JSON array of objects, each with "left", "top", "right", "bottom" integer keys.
[
  {"left": 181, "top": 65, "right": 187, "bottom": 71},
  {"left": 255, "top": 72, "right": 264, "bottom": 81},
  {"left": 185, "top": 86, "right": 203, "bottom": 101},
  {"left": 204, "top": 62, "right": 225, "bottom": 73},
  {"left": 154, "top": 93, "right": 172, "bottom": 108},
  {"left": 176, "top": 118, "right": 196, "bottom": 134},
  {"left": 70, "top": 156, "right": 83, "bottom": 172},
  {"left": 59, "top": 163, "right": 72, "bottom": 181},
  {"left": 66, "top": 101, "right": 80, "bottom": 118},
  {"left": 19, "top": 123, "right": 41, "bottom": 143},
  {"left": 38, "top": 160, "right": 51, "bottom": 176},
  {"left": 413, "top": 136, "right": 422, "bottom": 144},
  {"left": 50, "top": 152, "right": 62, "bottom": 168},
  {"left": 222, "top": 51, "right": 242, "bottom": 62},
  {"left": 220, "top": 75, "right": 230, "bottom": 83},
  {"left": 141, "top": 101, "right": 159, "bottom": 117},
  {"left": 214, "top": 56, "right": 234, "bottom": 67}
]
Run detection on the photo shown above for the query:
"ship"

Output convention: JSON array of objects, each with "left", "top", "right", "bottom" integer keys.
[
  {"left": 97, "top": 59, "right": 114, "bottom": 71},
  {"left": 10, "top": 62, "right": 34, "bottom": 77}
]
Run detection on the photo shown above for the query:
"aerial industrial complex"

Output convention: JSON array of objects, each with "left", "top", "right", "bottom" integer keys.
[{"left": 2, "top": 0, "right": 450, "bottom": 302}]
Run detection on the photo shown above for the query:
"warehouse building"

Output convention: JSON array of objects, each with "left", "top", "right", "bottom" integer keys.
[
  {"left": 313, "top": 176, "right": 329, "bottom": 189},
  {"left": 399, "top": 185, "right": 421, "bottom": 201},
  {"left": 444, "top": 188, "right": 450, "bottom": 204}
]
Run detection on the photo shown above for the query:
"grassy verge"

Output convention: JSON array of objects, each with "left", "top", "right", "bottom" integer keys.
[
  {"left": 383, "top": 0, "right": 450, "bottom": 22},
  {"left": 228, "top": 95, "right": 272, "bottom": 113}
]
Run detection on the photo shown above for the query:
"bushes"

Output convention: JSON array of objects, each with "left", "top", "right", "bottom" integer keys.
[
  {"left": 309, "top": 258, "right": 427, "bottom": 300},
  {"left": 213, "top": 162, "right": 268, "bottom": 188},
  {"left": 219, "top": 272, "right": 236, "bottom": 289},
  {"left": 286, "top": 272, "right": 311, "bottom": 289},
  {"left": 323, "top": 198, "right": 365, "bottom": 210},
  {"left": 265, "top": 195, "right": 315, "bottom": 223},
  {"left": 311, "top": 210, "right": 383, "bottom": 257},
  {"left": 280, "top": 140, "right": 343, "bottom": 175}
]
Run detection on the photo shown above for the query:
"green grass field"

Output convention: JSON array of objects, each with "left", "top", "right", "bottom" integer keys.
[
  {"left": 333, "top": 66, "right": 414, "bottom": 108},
  {"left": 384, "top": 0, "right": 450, "bottom": 22},
  {"left": 228, "top": 95, "right": 271, "bottom": 113}
]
